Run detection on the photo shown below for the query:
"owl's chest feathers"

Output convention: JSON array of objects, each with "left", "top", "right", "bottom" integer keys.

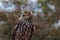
[
  {"left": 18, "top": 16, "right": 32, "bottom": 29},
  {"left": 17, "top": 18, "right": 33, "bottom": 33}
]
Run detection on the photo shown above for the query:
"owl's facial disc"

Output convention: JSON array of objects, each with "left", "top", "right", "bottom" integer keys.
[{"left": 23, "top": 9, "right": 32, "bottom": 19}]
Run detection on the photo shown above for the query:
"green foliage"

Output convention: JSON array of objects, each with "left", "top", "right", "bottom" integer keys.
[
  {"left": 0, "top": 23, "right": 12, "bottom": 40},
  {"left": 0, "top": 12, "right": 7, "bottom": 21}
]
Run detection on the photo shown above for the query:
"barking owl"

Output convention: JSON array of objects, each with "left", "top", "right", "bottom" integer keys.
[{"left": 12, "top": 9, "right": 34, "bottom": 40}]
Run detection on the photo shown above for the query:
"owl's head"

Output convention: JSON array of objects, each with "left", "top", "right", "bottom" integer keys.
[{"left": 23, "top": 9, "right": 32, "bottom": 19}]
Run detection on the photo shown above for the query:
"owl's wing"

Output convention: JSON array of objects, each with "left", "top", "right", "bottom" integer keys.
[
  {"left": 12, "top": 20, "right": 19, "bottom": 40},
  {"left": 12, "top": 17, "right": 23, "bottom": 34},
  {"left": 12, "top": 17, "right": 23, "bottom": 40}
]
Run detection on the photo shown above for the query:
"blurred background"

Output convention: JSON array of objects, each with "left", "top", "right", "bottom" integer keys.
[{"left": 0, "top": 0, "right": 60, "bottom": 40}]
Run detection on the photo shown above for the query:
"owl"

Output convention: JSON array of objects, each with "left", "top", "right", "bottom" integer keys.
[{"left": 12, "top": 9, "right": 34, "bottom": 40}]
